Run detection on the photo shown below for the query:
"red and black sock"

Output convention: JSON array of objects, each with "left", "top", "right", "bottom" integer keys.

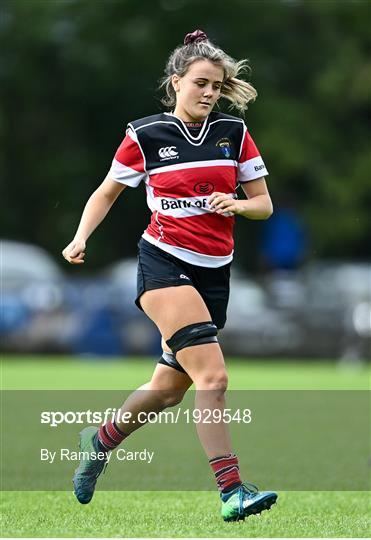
[
  {"left": 209, "top": 453, "right": 242, "bottom": 494},
  {"left": 97, "top": 419, "right": 127, "bottom": 452}
]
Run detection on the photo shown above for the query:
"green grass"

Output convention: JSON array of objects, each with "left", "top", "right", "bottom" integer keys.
[
  {"left": 1, "top": 356, "right": 370, "bottom": 538},
  {"left": 2, "top": 355, "right": 369, "bottom": 390},
  {"left": 1, "top": 491, "right": 369, "bottom": 538}
]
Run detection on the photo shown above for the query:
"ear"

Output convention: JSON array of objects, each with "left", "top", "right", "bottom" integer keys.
[{"left": 171, "top": 74, "right": 181, "bottom": 93}]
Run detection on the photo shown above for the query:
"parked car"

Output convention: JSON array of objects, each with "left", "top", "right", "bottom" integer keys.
[
  {"left": 103, "top": 258, "right": 162, "bottom": 356},
  {"left": 300, "top": 262, "right": 370, "bottom": 359},
  {"left": 220, "top": 268, "right": 303, "bottom": 356},
  {"left": 0, "top": 240, "right": 66, "bottom": 352},
  {"left": 264, "top": 263, "right": 371, "bottom": 359}
]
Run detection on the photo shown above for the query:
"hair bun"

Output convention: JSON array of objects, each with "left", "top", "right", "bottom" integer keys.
[{"left": 184, "top": 29, "right": 208, "bottom": 45}]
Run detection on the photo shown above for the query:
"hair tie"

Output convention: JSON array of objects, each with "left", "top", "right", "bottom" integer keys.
[{"left": 184, "top": 29, "right": 208, "bottom": 45}]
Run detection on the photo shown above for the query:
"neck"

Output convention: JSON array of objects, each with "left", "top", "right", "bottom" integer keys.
[{"left": 172, "top": 108, "right": 207, "bottom": 123}]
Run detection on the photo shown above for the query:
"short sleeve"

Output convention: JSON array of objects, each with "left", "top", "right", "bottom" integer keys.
[
  {"left": 109, "top": 128, "right": 147, "bottom": 188},
  {"left": 237, "top": 124, "right": 268, "bottom": 183}
]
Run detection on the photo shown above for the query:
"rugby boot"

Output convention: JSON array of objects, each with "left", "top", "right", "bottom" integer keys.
[
  {"left": 73, "top": 426, "right": 108, "bottom": 504},
  {"left": 221, "top": 482, "right": 277, "bottom": 521}
]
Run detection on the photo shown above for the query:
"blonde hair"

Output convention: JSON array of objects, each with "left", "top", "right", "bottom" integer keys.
[{"left": 160, "top": 32, "right": 257, "bottom": 113}]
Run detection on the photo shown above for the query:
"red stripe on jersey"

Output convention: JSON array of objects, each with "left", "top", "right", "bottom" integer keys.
[
  {"left": 239, "top": 130, "right": 261, "bottom": 163},
  {"left": 149, "top": 166, "right": 237, "bottom": 199},
  {"left": 114, "top": 134, "right": 145, "bottom": 173},
  {"left": 146, "top": 212, "right": 235, "bottom": 256}
]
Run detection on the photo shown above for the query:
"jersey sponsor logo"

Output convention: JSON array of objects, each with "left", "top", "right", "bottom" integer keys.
[
  {"left": 216, "top": 138, "right": 231, "bottom": 158},
  {"left": 150, "top": 191, "right": 236, "bottom": 218},
  {"left": 160, "top": 197, "right": 208, "bottom": 211},
  {"left": 254, "top": 163, "right": 265, "bottom": 172},
  {"left": 158, "top": 146, "right": 179, "bottom": 161},
  {"left": 194, "top": 182, "right": 214, "bottom": 195}
]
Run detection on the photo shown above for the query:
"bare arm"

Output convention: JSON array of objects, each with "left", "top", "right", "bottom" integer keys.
[
  {"left": 62, "top": 174, "right": 127, "bottom": 264},
  {"left": 208, "top": 177, "right": 273, "bottom": 220}
]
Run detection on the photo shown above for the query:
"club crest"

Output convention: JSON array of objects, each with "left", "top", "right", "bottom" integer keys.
[{"left": 216, "top": 138, "right": 231, "bottom": 158}]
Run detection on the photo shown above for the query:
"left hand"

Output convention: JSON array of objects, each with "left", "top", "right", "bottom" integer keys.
[{"left": 208, "top": 192, "right": 242, "bottom": 216}]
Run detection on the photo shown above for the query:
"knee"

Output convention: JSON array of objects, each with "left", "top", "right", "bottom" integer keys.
[
  {"left": 165, "top": 390, "right": 185, "bottom": 408},
  {"left": 195, "top": 371, "right": 228, "bottom": 394},
  {"left": 155, "top": 389, "right": 186, "bottom": 409}
]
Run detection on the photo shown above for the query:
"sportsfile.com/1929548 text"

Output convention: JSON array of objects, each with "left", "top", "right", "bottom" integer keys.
[{"left": 40, "top": 408, "right": 252, "bottom": 427}]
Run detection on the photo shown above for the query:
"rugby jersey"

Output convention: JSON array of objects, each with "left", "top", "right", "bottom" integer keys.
[{"left": 109, "top": 111, "right": 268, "bottom": 267}]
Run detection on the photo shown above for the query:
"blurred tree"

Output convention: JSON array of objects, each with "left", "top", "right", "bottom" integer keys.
[{"left": 1, "top": 0, "right": 370, "bottom": 271}]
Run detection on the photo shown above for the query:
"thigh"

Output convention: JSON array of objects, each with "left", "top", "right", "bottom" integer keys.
[{"left": 140, "top": 285, "right": 212, "bottom": 340}]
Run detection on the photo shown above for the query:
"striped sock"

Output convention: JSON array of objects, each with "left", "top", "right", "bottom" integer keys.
[
  {"left": 209, "top": 453, "right": 242, "bottom": 494},
  {"left": 97, "top": 419, "right": 127, "bottom": 452}
]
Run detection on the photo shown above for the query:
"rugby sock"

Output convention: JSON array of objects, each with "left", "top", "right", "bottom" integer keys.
[
  {"left": 209, "top": 453, "right": 242, "bottom": 494},
  {"left": 96, "top": 419, "right": 127, "bottom": 452}
]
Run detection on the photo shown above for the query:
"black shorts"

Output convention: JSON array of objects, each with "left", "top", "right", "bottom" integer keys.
[{"left": 136, "top": 238, "right": 231, "bottom": 330}]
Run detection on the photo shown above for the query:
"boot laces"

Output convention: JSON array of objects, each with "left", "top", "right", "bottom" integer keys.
[
  {"left": 238, "top": 482, "right": 259, "bottom": 516},
  {"left": 241, "top": 482, "right": 259, "bottom": 498}
]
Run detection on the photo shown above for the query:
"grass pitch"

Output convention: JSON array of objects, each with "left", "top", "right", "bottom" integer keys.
[
  {"left": 1, "top": 356, "right": 370, "bottom": 538},
  {"left": 2, "top": 490, "right": 368, "bottom": 538}
]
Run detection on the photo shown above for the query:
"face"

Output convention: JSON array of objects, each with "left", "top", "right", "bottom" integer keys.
[{"left": 172, "top": 59, "right": 224, "bottom": 122}]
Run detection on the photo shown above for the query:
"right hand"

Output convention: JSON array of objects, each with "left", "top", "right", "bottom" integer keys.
[{"left": 62, "top": 239, "right": 86, "bottom": 264}]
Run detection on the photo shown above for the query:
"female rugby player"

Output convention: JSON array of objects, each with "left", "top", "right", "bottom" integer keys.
[{"left": 62, "top": 29, "right": 277, "bottom": 522}]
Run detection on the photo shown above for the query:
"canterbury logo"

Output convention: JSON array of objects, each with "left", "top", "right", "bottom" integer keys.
[{"left": 158, "top": 146, "right": 179, "bottom": 160}]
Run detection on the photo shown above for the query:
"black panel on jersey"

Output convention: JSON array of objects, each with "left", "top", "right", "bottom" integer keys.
[{"left": 128, "top": 112, "right": 244, "bottom": 171}]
